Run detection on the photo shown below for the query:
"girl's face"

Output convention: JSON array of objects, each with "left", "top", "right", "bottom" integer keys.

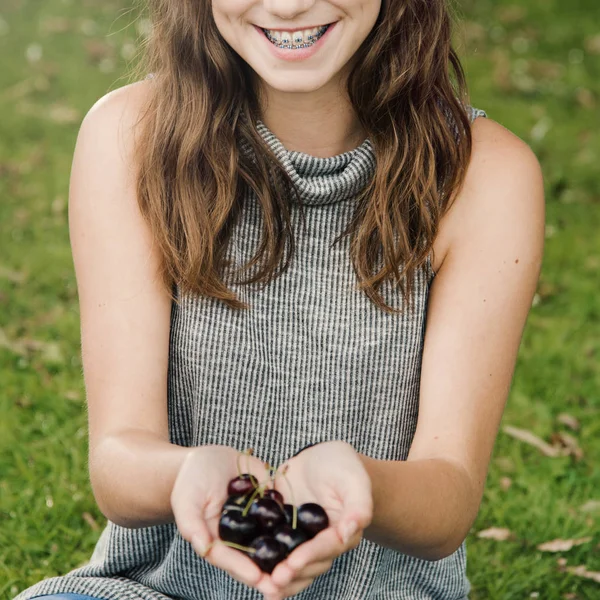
[{"left": 212, "top": 0, "right": 382, "bottom": 94}]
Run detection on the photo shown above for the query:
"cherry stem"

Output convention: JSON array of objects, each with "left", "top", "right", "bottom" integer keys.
[
  {"left": 274, "top": 463, "right": 298, "bottom": 529},
  {"left": 236, "top": 449, "right": 260, "bottom": 489},
  {"left": 242, "top": 482, "right": 268, "bottom": 516},
  {"left": 217, "top": 539, "right": 256, "bottom": 555}
]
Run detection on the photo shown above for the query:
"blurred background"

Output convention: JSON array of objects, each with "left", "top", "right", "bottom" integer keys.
[{"left": 0, "top": 0, "right": 598, "bottom": 598}]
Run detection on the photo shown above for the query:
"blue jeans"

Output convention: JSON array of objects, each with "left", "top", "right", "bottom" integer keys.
[{"left": 31, "top": 596, "right": 106, "bottom": 600}]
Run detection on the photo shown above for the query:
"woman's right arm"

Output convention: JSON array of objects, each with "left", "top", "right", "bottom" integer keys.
[{"left": 69, "top": 80, "right": 192, "bottom": 529}]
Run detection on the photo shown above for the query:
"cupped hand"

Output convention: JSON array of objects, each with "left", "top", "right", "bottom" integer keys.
[
  {"left": 170, "top": 444, "right": 281, "bottom": 596},
  {"left": 259, "top": 441, "right": 374, "bottom": 600}
]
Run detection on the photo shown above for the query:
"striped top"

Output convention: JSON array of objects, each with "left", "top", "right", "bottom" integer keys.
[{"left": 15, "top": 104, "right": 487, "bottom": 600}]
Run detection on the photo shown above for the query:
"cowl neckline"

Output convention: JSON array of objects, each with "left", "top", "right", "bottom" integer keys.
[{"left": 251, "top": 119, "right": 377, "bottom": 207}]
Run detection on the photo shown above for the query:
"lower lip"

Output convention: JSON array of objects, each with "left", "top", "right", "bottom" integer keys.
[{"left": 254, "top": 22, "right": 338, "bottom": 62}]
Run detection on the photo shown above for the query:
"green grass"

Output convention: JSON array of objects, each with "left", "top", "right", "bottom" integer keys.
[{"left": 1, "top": 1, "right": 599, "bottom": 598}]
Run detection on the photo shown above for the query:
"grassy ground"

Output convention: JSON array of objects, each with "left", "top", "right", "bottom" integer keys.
[{"left": 1, "top": 0, "right": 599, "bottom": 598}]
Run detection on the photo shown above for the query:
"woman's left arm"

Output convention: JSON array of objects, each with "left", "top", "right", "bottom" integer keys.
[{"left": 360, "top": 117, "right": 545, "bottom": 560}]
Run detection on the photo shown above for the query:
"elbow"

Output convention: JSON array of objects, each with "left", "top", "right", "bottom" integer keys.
[
  {"left": 89, "top": 443, "right": 141, "bottom": 529},
  {"left": 90, "top": 480, "right": 144, "bottom": 529},
  {"left": 419, "top": 536, "right": 467, "bottom": 562}
]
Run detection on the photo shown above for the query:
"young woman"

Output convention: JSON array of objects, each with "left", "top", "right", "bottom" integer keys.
[{"left": 16, "top": 0, "right": 545, "bottom": 599}]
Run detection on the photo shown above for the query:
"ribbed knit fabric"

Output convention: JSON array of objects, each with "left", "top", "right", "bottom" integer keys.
[{"left": 15, "top": 104, "right": 487, "bottom": 600}]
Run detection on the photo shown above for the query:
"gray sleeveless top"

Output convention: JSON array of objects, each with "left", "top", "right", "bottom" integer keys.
[{"left": 15, "top": 105, "right": 487, "bottom": 600}]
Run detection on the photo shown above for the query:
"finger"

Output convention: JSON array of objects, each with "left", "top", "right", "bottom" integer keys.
[
  {"left": 336, "top": 465, "right": 374, "bottom": 530},
  {"left": 271, "top": 557, "right": 333, "bottom": 588},
  {"left": 174, "top": 498, "right": 214, "bottom": 553},
  {"left": 263, "top": 575, "right": 317, "bottom": 600},
  {"left": 195, "top": 538, "right": 263, "bottom": 589},
  {"left": 285, "top": 527, "right": 346, "bottom": 571},
  {"left": 255, "top": 574, "right": 284, "bottom": 597}
]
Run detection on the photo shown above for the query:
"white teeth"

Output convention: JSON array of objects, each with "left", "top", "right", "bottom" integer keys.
[{"left": 263, "top": 25, "right": 328, "bottom": 47}]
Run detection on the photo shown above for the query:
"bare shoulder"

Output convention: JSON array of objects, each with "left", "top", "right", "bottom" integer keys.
[
  {"left": 78, "top": 78, "right": 154, "bottom": 159},
  {"left": 435, "top": 116, "right": 545, "bottom": 273},
  {"left": 457, "top": 116, "right": 543, "bottom": 224},
  {"left": 467, "top": 115, "right": 543, "bottom": 187}
]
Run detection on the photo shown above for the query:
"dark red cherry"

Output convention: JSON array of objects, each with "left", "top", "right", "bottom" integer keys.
[
  {"left": 249, "top": 535, "right": 286, "bottom": 573},
  {"left": 283, "top": 503, "right": 295, "bottom": 526},
  {"left": 218, "top": 511, "right": 259, "bottom": 546},
  {"left": 297, "top": 503, "right": 329, "bottom": 538},
  {"left": 248, "top": 497, "right": 285, "bottom": 533},
  {"left": 273, "top": 524, "right": 308, "bottom": 555},
  {"left": 222, "top": 494, "right": 247, "bottom": 513},
  {"left": 227, "top": 473, "right": 257, "bottom": 496},
  {"left": 263, "top": 488, "right": 284, "bottom": 506}
]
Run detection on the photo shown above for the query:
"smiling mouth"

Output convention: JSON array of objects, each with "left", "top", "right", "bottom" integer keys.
[
  {"left": 257, "top": 22, "right": 336, "bottom": 49},
  {"left": 256, "top": 22, "right": 336, "bottom": 33}
]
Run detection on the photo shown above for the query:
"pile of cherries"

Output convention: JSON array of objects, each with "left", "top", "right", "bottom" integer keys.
[{"left": 218, "top": 454, "right": 329, "bottom": 574}]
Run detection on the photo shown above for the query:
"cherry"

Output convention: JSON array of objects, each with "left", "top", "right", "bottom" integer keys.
[
  {"left": 248, "top": 498, "right": 285, "bottom": 534},
  {"left": 282, "top": 503, "right": 295, "bottom": 526},
  {"left": 227, "top": 473, "right": 257, "bottom": 497},
  {"left": 219, "top": 511, "right": 260, "bottom": 546},
  {"left": 297, "top": 503, "right": 329, "bottom": 538},
  {"left": 222, "top": 494, "right": 247, "bottom": 513},
  {"left": 249, "top": 535, "right": 286, "bottom": 574},
  {"left": 263, "top": 488, "right": 284, "bottom": 506},
  {"left": 273, "top": 524, "right": 308, "bottom": 556}
]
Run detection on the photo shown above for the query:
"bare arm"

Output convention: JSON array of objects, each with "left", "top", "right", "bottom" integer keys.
[
  {"left": 70, "top": 80, "right": 192, "bottom": 528},
  {"left": 359, "top": 118, "right": 545, "bottom": 559}
]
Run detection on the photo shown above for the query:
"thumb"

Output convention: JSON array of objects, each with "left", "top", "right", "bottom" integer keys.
[
  {"left": 172, "top": 493, "right": 215, "bottom": 558},
  {"left": 336, "top": 482, "right": 373, "bottom": 545},
  {"left": 339, "top": 518, "right": 360, "bottom": 546}
]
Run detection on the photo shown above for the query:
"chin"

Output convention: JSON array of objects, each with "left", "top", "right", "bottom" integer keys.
[{"left": 253, "top": 66, "right": 336, "bottom": 94}]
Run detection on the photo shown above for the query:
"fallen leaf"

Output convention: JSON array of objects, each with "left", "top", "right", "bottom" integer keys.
[
  {"left": 585, "top": 34, "right": 600, "bottom": 55},
  {"left": 82, "top": 512, "right": 100, "bottom": 531},
  {"left": 500, "top": 476, "right": 512, "bottom": 491},
  {"left": 41, "top": 341, "right": 64, "bottom": 365},
  {"left": 0, "top": 78, "right": 35, "bottom": 101},
  {"left": 476, "top": 527, "right": 514, "bottom": 541},
  {"left": 15, "top": 396, "right": 32, "bottom": 409},
  {"left": 40, "top": 17, "right": 71, "bottom": 34},
  {"left": 549, "top": 431, "right": 584, "bottom": 461},
  {"left": 462, "top": 21, "right": 487, "bottom": 46},
  {"left": 48, "top": 103, "right": 80, "bottom": 124},
  {"left": 502, "top": 425, "right": 569, "bottom": 457},
  {"left": 557, "top": 413, "right": 580, "bottom": 431},
  {"left": 0, "top": 266, "right": 27, "bottom": 284},
  {"left": 52, "top": 195, "right": 66, "bottom": 215},
  {"left": 565, "top": 565, "right": 600, "bottom": 584},
  {"left": 580, "top": 500, "right": 600, "bottom": 513},
  {"left": 492, "top": 48, "right": 512, "bottom": 92},
  {"left": 537, "top": 537, "right": 592, "bottom": 552},
  {"left": 84, "top": 39, "right": 114, "bottom": 62},
  {"left": 497, "top": 5, "right": 527, "bottom": 23},
  {"left": 575, "top": 88, "right": 596, "bottom": 110},
  {"left": 495, "top": 456, "right": 515, "bottom": 473},
  {"left": 65, "top": 390, "right": 82, "bottom": 402},
  {"left": 557, "top": 557, "right": 568, "bottom": 567}
]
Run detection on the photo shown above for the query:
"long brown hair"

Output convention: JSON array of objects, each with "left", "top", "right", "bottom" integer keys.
[{"left": 128, "top": 0, "right": 474, "bottom": 315}]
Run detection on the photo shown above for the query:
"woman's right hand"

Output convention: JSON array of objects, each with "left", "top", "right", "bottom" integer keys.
[{"left": 171, "top": 444, "right": 281, "bottom": 595}]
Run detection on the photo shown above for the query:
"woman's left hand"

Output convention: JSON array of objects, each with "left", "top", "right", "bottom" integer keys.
[{"left": 256, "top": 441, "right": 373, "bottom": 600}]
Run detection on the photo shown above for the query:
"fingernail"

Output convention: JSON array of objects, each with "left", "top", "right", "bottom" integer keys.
[
  {"left": 192, "top": 535, "right": 207, "bottom": 557},
  {"left": 341, "top": 521, "right": 358, "bottom": 545}
]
